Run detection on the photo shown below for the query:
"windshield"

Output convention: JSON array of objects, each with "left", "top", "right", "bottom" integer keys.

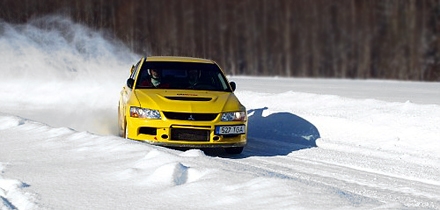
[{"left": 135, "top": 62, "right": 232, "bottom": 92}]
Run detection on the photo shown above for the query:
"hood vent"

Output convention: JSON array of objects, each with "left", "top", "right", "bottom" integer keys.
[{"left": 165, "top": 96, "right": 212, "bottom": 101}]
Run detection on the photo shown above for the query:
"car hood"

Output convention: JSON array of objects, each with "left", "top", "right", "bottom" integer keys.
[{"left": 134, "top": 89, "right": 243, "bottom": 113}]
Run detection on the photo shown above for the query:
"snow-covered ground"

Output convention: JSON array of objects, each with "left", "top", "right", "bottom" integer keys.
[{"left": 1, "top": 16, "right": 440, "bottom": 210}]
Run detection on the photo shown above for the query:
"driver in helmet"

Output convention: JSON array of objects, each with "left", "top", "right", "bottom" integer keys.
[
  {"left": 141, "top": 69, "right": 169, "bottom": 88},
  {"left": 188, "top": 69, "right": 201, "bottom": 88}
]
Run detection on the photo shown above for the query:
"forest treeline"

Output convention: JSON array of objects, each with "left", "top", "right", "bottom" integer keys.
[{"left": 1, "top": 0, "right": 440, "bottom": 81}]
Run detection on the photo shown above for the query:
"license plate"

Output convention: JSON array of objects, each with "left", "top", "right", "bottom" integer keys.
[{"left": 215, "top": 125, "right": 245, "bottom": 135}]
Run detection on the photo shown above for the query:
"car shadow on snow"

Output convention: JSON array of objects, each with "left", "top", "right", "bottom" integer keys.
[
  {"left": 236, "top": 107, "right": 320, "bottom": 157},
  {"left": 182, "top": 107, "right": 320, "bottom": 158}
]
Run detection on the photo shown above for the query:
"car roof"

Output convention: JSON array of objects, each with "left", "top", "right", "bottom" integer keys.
[{"left": 145, "top": 56, "right": 215, "bottom": 64}]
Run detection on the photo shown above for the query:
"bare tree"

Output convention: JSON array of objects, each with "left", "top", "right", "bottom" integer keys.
[{"left": 1, "top": 0, "right": 439, "bottom": 80}]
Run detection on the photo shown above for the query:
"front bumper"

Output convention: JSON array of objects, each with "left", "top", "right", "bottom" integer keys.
[{"left": 126, "top": 118, "right": 247, "bottom": 148}]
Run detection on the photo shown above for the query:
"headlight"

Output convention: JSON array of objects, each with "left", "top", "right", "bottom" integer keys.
[
  {"left": 221, "top": 111, "right": 246, "bottom": 121},
  {"left": 130, "top": 107, "right": 161, "bottom": 119}
]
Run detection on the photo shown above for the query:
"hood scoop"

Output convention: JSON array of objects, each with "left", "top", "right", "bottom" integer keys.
[{"left": 165, "top": 96, "right": 212, "bottom": 101}]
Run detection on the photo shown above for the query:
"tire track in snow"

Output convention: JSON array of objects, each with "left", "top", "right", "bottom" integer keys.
[
  {"left": 224, "top": 144, "right": 440, "bottom": 209},
  {"left": 0, "top": 163, "right": 38, "bottom": 210}
]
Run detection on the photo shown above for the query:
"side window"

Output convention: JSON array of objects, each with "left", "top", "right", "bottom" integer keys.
[
  {"left": 217, "top": 73, "right": 229, "bottom": 90},
  {"left": 130, "top": 59, "right": 142, "bottom": 79}
]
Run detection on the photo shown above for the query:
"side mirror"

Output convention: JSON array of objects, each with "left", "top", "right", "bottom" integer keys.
[
  {"left": 229, "top": 81, "right": 236, "bottom": 91},
  {"left": 127, "top": 78, "right": 135, "bottom": 89}
]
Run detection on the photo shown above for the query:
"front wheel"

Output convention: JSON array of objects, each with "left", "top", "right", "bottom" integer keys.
[
  {"left": 124, "top": 122, "right": 129, "bottom": 139},
  {"left": 118, "top": 105, "right": 126, "bottom": 137},
  {"left": 224, "top": 147, "right": 244, "bottom": 155}
]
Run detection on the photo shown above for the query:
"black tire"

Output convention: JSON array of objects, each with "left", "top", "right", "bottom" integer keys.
[
  {"left": 118, "top": 121, "right": 125, "bottom": 137},
  {"left": 118, "top": 105, "right": 124, "bottom": 137},
  {"left": 118, "top": 118, "right": 126, "bottom": 138},
  {"left": 225, "top": 147, "right": 244, "bottom": 155},
  {"left": 124, "top": 122, "right": 128, "bottom": 139}
]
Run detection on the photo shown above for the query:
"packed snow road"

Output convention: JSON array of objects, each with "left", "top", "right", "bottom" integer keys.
[{"left": 2, "top": 77, "right": 440, "bottom": 209}]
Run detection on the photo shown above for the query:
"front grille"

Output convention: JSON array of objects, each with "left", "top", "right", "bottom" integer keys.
[
  {"left": 171, "top": 128, "right": 210, "bottom": 141},
  {"left": 163, "top": 112, "right": 218, "bottom": 121}
]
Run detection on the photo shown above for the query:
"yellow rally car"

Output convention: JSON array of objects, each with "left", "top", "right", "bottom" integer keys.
[{"left": 118, "top": 56, "right": 247, "bottom": 154}]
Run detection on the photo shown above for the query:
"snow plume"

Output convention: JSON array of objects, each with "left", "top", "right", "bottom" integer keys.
[
  {"left": 0, "top": 16, "right": 139, "bottom": 135},
  {"left": 0, "top": 15, "right": 136, "bottom": 81}
]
